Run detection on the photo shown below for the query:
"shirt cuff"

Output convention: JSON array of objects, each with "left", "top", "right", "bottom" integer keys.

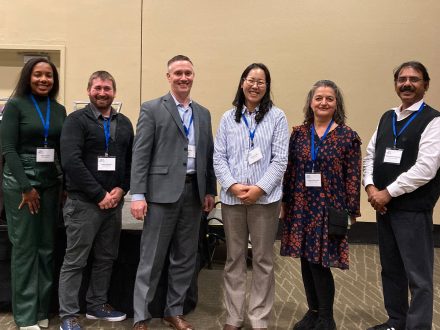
[
  {"left": 131, "top": 193, "right": 146, "bottom": 201},
  {"left": 363, "top": 176, "right": 375, "bottom": 188},
  {"left": 222, "top": 177, "right": 238, "bottom": 192},
  {"left": 255, "top": 181, "right": 270, "bottom": 195},
  {"left": 386, "top": 182, "right": 405, "bottom": 198}
]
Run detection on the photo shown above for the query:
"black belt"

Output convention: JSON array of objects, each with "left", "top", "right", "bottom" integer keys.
[{"left": 185, "top": 173, "right": 196, "bottom": 183}]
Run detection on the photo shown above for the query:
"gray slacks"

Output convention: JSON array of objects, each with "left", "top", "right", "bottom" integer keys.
[
  {"left": 377, "top": 209, "right": 434, "bottom": 330},
  {"left": 222, "top": 202, "right": 280, "bottom": 329},
  {"left": 58, "top": 197, "right": 122, "bottom": 318},
  {"left": 133, "top": 178, "right": 201, "bottom": 323}
]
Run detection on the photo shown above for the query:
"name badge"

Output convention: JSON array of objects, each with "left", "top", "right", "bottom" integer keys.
[
  {"left": 248, "top": 147, "right": 263, "bottom": 165},
  {"left": 305, "top": 172, "right": 322, "bottom": 187},
  {"left": 97, "top": 156, "right": 116, "bottom": 171},
  {"left": 36, "top": 148, "right": 55, "bottom": 162},
  {"left": 383, "top": 148, "right": 403, "bottom": 165},
  {"left": 188, "top": 144, "right": 196, "bottom": 158}
]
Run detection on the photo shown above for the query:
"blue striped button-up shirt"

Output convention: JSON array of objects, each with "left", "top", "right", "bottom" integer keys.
[
  {"left": 170, "top": 93, "right": 196, "bottom": 173},
  {"left": 213, "top": 106, "right": 289, "bottom": 205}
]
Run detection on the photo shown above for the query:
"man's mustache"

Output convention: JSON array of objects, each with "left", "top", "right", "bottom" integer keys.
[{"left": 399, "top": 85, "right": 415, "bottom": 92}]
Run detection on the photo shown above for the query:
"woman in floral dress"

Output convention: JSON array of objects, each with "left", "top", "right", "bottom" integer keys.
[{"left": 280, "top": 80, "right": 361, "bottom": 330}]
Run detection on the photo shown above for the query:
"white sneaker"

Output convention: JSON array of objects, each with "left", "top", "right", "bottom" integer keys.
[
  {"left": 19, "top": 325, "right": 40, "bottom": 330},
  {"left": 38, "top": 319, "right": 49, "bottom": 328}
]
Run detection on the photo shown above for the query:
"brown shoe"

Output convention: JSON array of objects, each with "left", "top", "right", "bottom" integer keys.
[
  {"left": 163, "top": 315, "right": 194, "bottom": 330},
  {"left": 133, "top": 320, "right": 148, "bottom": 330},
  {"left": 223, "top": 325, "right": 241, "bottom": 330}
]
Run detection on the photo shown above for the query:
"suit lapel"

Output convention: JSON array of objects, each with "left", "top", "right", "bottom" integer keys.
[
  {"left": 162, "top": 93, "right": 186, "bottom": 138},
  {"left": 192, "top": 102, "right": 200, "bottom": 148}
]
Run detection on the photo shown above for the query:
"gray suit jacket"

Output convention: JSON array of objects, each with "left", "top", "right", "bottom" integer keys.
[{"left": 130, "top": 92, "right": 216, "bottom": 203}]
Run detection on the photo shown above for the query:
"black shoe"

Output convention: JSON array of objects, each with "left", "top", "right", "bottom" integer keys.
[
  {"left": 367, "top": 323, "right": 397, "bottom": 330},
  {"left": 293, "top": 310, "right": 319, "bottom": 330},
  {"left": 312, "top": 317, "right": 336, "bottom": 330}
]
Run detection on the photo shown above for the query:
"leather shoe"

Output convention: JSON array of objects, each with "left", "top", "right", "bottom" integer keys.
[
  {"left": 133, "top": 320, "right": 148, "bottom": 330},
  {"left": 223, "top": 325, "right": 241, "bottom": 330},
  {"left": 163, "top": 315, "right": 194, "bottom": 330}
]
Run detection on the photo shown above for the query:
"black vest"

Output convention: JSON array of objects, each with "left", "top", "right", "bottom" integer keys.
[{"left": 373, "top": 104, "right": 440, "bottom": 211}]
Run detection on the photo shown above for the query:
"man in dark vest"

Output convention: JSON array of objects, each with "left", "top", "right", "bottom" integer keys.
[{"left": 363, "top": 61, "right": 440, "bottom": 330}]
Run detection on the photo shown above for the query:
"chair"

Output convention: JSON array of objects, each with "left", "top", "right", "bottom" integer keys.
[
  {"left": 203, "top": 201, "right": 253, "bottom": 269},
  {"left": 204, "top": 201, "right": 225, "bottom": 269}
]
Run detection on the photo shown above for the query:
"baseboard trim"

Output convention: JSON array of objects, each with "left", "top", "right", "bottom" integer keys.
[{"left": 276, "top": 222, "right": 440, "bottom": 248}]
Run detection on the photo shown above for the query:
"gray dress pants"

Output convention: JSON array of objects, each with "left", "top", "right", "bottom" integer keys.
[
  {"left": 58, "top": 197, "right": 122, "bottom": 318},
  {"left": 133, "top": 178, "right": 201, "bottom": 323},
  {"left": 377, "top": 209, "right": 433, "bottom": 330}
]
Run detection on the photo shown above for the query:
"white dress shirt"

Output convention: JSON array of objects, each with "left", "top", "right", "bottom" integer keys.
[{"left": 363, "top": 99, "right": 440, "bottom": 197}]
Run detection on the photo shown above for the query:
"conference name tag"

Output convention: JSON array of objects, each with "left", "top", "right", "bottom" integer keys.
[
  {"left": 383, "top": 148, "right": 403, "bottom": 165},
  {"left": 305, "top": 172, "right": 322, "bottom": 187},
  {"left": 36, "top": 148, "right": 55, "bottom": 162},
  {"left": 248, "top": 147, "right": 263, "bottom": 165},
  {"left": 188, "top": 144, "right": 196, "bottom": 158},
  {"left": 97, "top": 156, "right": 116, "bottom": 171}
]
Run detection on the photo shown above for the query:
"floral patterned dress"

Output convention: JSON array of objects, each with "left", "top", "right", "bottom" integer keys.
[{"left": 280, "top": 124, "right": 361, "bottom": 269}]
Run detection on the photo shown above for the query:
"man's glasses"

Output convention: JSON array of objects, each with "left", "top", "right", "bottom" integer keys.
[{"left": 396, "top": 76, "right": 423, "bottom": 84}]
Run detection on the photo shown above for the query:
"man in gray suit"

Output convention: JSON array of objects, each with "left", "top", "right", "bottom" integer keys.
[{"left": 131, "top": 55, "right": 216, "bottom": 330}]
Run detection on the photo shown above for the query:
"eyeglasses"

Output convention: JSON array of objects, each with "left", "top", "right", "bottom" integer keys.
[
  {"left": 243, "top": 78, "right": 267, "bottom": 87},
  {"left": 396, "top": 76, "right": 423, "bottom": 84}
]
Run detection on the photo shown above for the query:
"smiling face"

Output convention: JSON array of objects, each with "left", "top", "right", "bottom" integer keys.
[
  {"left": 310, "top": 86, "right": 337, "bottom": 122},
  {"left": 30, "top": 62, "right": 54, "bottom": 96},
  {"left": 167, "top": 60, "right": 194, "bottom": 100},
  {"left": 241, "top": 68, "right": 267, "bottom": 111},
  {"left": 395, "top": 66, "right": 428, "bottom": 109},
  {"left": 87, "top": 78, "right": 116, "bottom": 113}
]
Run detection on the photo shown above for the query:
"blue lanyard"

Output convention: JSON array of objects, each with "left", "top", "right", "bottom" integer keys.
[
  {"left": 392, "top": 102, "right": 425, "bottom": 147},
  {"left": 103, "top": 118, "right": 111, "bottom": 156},
  {"left": 182, "top": 113, "right": 193, "bottom": 137},
  {"left": 310, "top": 119, "right": 333, "bottom": 170},
  {"left": 242, "top": 114, "right": 257, "bottom": 147},
  {"left": 30, "top": 94, "right": 51, "bottom": 146}
]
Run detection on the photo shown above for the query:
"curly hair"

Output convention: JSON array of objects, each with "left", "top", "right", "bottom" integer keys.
[{"left": 303, "top": 80, "right": 346, "bottom": 126}]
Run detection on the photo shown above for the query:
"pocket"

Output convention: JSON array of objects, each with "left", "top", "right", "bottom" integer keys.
[
  {"left": 62, "top": 198, "right": 78, "bottom": 220},
  {"left": 149, "top": 166, "right": 169, "bottom": 175}
]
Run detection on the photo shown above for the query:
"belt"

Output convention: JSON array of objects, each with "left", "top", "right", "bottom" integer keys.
[{"left": 185, "top": 173, "right": 196, "bottom": 183}]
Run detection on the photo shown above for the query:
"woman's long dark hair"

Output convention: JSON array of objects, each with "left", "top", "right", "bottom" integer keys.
[
  {"left": 303, "top": 80, "right": 346, "bottom": 126},
  {"left": 11, "top": 57, "right": 59, "bottom": 99},
  {"left": 233, "top": 63, "right": 273, "bottom": 124}
]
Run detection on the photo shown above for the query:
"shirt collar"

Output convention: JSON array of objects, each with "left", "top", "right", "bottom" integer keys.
[
  {"left": 241, "top": 105, "right": 260, "bottom": 115},
  {"left": 392, "top": 99, "right": 425, "bottom": 114},
  {"left": 170, "top": 92, "right": 192, "bottom": 108},
  {"left": 90, "top": 103, "right": 117, "bottom": 120}
]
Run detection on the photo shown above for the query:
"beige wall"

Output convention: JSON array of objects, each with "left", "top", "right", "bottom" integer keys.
[
  {"left": 1, "top": 0, "right": 439, "bottom": 223},
  {"left": 0, "top": 0, "right": 142, "bottom": 119}
]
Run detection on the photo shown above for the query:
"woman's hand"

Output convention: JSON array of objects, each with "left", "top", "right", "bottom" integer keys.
[
  {"left": 240, "top": 185, "right": 264, "bottom": 205},
  {"left": 18, "top": 188, "right": 40, "bottom": 215}
]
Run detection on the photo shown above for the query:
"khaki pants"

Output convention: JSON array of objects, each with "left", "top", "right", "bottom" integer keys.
[{"left": 222, "top": 202, "right": 280, "bottom": 329}]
